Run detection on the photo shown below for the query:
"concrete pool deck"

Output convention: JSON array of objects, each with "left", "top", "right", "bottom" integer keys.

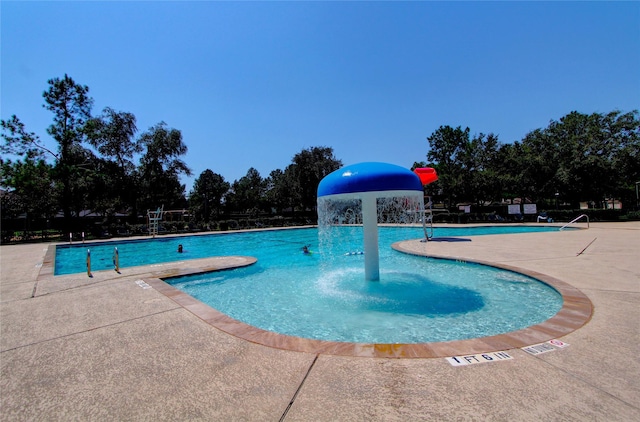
[{"left": 1, "top": 222, "right": 638, "bottom": 420}]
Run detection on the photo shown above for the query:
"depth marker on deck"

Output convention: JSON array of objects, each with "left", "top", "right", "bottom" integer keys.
[
  {"left": 446, "top": 351, "right": 513, "bottom": 366},
  {"left": 522, "top": 339, "right": 569, "bottom": 355},
  {"left": 135, "top": 279, "right": 151, "bottom": 289}
]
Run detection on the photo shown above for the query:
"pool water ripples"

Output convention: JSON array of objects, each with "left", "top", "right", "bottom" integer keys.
[{"left": 170, "top": 230, "right": 561, "bottom": 343}]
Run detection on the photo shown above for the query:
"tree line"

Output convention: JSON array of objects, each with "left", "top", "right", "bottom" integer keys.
[
  {"left": 189, "top": 146, "right": 342, "bottom": 227},
  {"left": 419, "top": 111, "right": 639, "bottom": 211},
  {"left": 1, "top": 74, "right": 639, "bottom": 239},
  {"left": 0, "top": 75, "right": 343, "bottom": 235},
  {"left": 2, "top": 75, "right": 194, "bottom": 233}
]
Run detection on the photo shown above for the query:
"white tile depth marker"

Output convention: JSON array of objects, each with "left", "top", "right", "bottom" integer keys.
[
  {"left": 522, "top": 339, "right": 570, "bottom": 355},
  {"left": 446, "top": 351, "right": 513, "bottom": 366}
]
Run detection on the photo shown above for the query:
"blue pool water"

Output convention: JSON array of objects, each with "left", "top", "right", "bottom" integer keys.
[
  {"left": 171, "top": 254, "right": 562, "bottom": 343},
  {"left": 54, "top": 226, "right": 563, "bottom": 343},
  {"left": 55, "top": 225, "right": 562, "bottom": 275}
]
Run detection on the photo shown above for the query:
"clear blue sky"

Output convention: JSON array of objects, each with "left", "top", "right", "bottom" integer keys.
[{"left": 2, "top": 1, "right": 639, "bottom": 192}]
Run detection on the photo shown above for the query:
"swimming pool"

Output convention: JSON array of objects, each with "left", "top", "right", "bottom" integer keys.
[
  {"left": 163, "top": 226, "right": 562, "bottom": 343},
  {"left": 54, "top": 225, "right": 563, "bottom": 275},
  {"left": 55, "top": 225, "right": 565, "bottom": 343}
]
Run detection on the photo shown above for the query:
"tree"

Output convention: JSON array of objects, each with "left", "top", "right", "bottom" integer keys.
[
  {"left": 289, "top": 146, "right": 342, "bottom": 211},
  {"left": 1, "top": 117, "right": 57, "bottom": 226},
  {"left": 1, "top": 115, "right": 56, "bottom": 160},
  {"left": 608, "top": 110, "right": 640, "bottom": 206},
  {"left": 2, "top": 75, "right": 95, "bottom": 230},
  {"left": 426, "top": 127, "right": 505, "bottom": 206},
  {"left": 86, "top": 107, "right": 139, "bottom": 171},
  {"left": 493, "top": 142, "right": 527, "bottom": 202},
  {"left": 43, "top": 74, "right": 94, "bottom": 228},
  {"left": 137, "top": 122, "right": 192, "bottom": 212},
  {"left": 265, "top": 168, "right": 296, "bottom": 213},
  {"left": 0, "top": 157, "right": 56, "bottom": 229},
  {"left": 85, "top": 107, "right": 140, "bottom": 218},
  {"left": 518, "top": 110, "right": 640, "bottom": 207},
  {"left": 462, "top": 133, "right": 502, "bottom": 204},
  {"left": 426, "top": 126, "right": 470, "bottom": 206},
  {"left": 189, "top": 169, "right": 230, "bottom": 222},
  {"left": 227, "top": 167, "right": 266, "bottom": 215}
]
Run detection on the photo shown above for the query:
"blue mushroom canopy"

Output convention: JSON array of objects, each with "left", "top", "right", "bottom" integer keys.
[{"left": 317, "top": 162, "right": 423, "bottom": 198}]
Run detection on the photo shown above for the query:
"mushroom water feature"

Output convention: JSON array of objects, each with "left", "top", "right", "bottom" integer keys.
[{"left": 317, "top": 162, "right": 435, "bottom": 281}]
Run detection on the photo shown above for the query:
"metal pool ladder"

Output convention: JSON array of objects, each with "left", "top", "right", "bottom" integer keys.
[{"left": 560, "top": 214, "right": 589, "bottom": 231}]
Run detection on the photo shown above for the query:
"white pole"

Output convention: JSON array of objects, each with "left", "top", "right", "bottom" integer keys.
[{"left": 362, "top": 194, "right": 379, "bottom": 281}]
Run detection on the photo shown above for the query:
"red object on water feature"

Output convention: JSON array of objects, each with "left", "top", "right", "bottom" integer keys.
[{"left": 414, "top": 167, "right": 438, "bottom": 185}]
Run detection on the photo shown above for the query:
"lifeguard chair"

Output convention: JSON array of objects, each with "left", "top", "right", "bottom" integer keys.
[{"left": 147, "top": 206, "right": 164, "bottom": 237}]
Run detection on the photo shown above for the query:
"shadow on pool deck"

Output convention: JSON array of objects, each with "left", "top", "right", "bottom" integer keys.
[
  {"left": 1, "top": 222, "right": 639, "bottom": 420},
  {"left": 428, "top": 236, "right": 473, "bottom": 242}
]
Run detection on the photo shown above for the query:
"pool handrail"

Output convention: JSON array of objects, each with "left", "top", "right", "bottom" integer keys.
[{"left": 560, "top": 214, "right": 589, "bottom": 231}]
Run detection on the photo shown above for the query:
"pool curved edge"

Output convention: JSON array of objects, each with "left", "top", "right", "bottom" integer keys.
[{"left": 147, "top": 243, "right": 593, "bottom": 359}]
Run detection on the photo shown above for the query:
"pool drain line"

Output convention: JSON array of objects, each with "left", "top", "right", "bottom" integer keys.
[{"left": 279, "top": 354, "right": 319, "bottom": 421}]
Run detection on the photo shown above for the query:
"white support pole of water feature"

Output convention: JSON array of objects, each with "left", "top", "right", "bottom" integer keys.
[
  {"left": 362, "top": 193, "right": 380, "bottom": 281},
  {"left": 318, "top": 189, "right": 423, "bottom": 282},
  {"left": 317, "top": 162, "right": 426, "bottom": 283}
]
